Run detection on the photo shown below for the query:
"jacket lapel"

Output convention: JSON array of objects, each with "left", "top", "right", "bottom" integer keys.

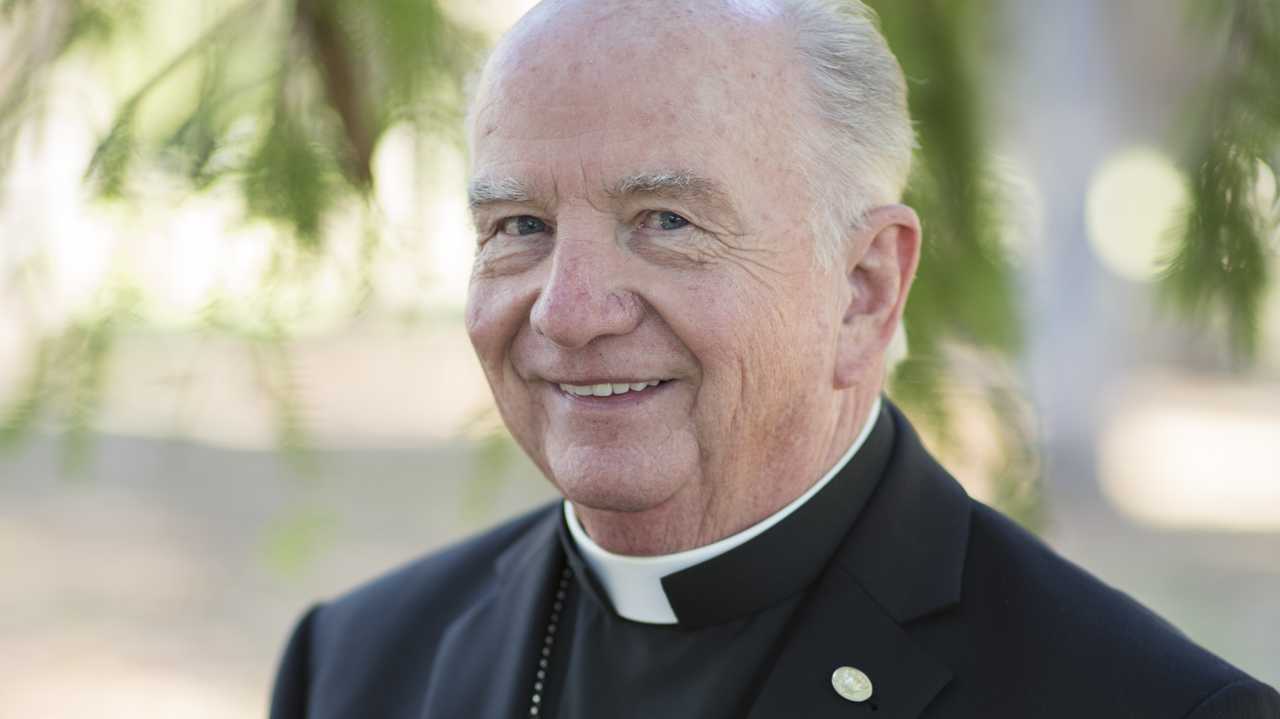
[
  {"left": 747, "top": 402, "right": 972, "bottom": 719},
  {"left": 419, "top": 506, "right": 563, "bottom": 719},
  {"left": 745, "top": 565, "right": 952, "bottom": 719}
]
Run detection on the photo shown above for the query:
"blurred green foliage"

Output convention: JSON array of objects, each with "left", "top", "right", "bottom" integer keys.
[
  {"left": 866, "top": 0, "right": 1019, "bottom": 397},
  {"left": 0, "top": 285, "right": 143, "bottom": 474},
  {"left": 1, "top": 0, "right": 480, "bottom": 471},
  {"left": 75, "top": 0, "right": 481, "bottom": 241},
  {"left": 1163, "top": 0, "right": 1280, "bottom": 358},
  {"left": 866, "top": 0, "right": 1040, "bottom": 527}
]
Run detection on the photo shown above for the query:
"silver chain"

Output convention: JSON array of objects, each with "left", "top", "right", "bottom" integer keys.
[{"left": 528, "top": 567, "right": 573, "bottom": 716}]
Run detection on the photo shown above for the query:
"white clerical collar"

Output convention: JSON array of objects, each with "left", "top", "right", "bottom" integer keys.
[{"left": 563, "top": 396, "right": 882, "bottom": 624}]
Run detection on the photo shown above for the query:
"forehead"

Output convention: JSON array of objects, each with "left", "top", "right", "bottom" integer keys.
[{"left": 468, "top": 0, "right": 810, "bottom": 192}]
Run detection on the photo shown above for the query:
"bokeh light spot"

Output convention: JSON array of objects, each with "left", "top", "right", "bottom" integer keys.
[{"left": 1086, "top": 147, "right": 1188, "bottom": 283}]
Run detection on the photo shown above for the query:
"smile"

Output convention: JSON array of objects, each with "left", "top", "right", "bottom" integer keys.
[{"left": 557, "top": 380, "right": 666, "bottom": 397}]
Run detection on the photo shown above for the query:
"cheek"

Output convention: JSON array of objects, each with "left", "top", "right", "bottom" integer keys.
[
  {"left": 467, "top": 279, "right": 549, "bottom": 463},
  {"left": 465, "top": 280, "right": 531, "bottom": 375},
  {"left": 684, "top": 277, "right": 835, "bottom": 409}
]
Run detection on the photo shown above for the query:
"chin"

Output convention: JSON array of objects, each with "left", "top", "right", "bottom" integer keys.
[{"left": 545, "top": 443, "right": 695, "bottom": 514}]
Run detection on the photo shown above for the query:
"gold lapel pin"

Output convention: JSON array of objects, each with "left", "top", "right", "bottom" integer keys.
[{"left": 831, "top": 666, "right": 874, "bottom": 703}]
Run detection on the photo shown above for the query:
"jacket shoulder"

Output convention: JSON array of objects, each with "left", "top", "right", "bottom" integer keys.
[
  {"left": 1184, "top": 679, "right": 1280, "bottom": 719},
  {"left": 270, "top": 502, "right": 559, "bottom": 719},
  {"left": 932, "top": 501, "right": 1273, "bottom": 716}
]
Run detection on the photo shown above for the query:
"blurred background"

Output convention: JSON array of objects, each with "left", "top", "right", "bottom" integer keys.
[{"left": 1, "top": 0, "right": 1277, "bottom": 715}]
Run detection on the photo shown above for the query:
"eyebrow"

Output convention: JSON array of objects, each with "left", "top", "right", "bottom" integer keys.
[
  {"left": 607, "top": 171, "right": 739, "bottom": 218},
  {"left": 468, "top": 176, "right": 536, "bottom": 208},
  {"left": 468, "top": 170, "right": 741, "bottom": 225}
]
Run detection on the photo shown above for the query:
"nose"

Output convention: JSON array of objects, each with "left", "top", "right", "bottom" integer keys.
[{"left": 530, "top": 236, "right": 644, "bottom": 349}]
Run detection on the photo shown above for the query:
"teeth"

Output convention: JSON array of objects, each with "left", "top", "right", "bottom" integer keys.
[{"left": 558, "top": 380, "right": 665, "bottom": 397}]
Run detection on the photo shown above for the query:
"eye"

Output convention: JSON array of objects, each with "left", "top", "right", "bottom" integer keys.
[
  {"left": 641, "top": 211, "right": 691, "bottom": 231},
  {"left": 499, "top": 215, "right": 549, "bottom": 236}
]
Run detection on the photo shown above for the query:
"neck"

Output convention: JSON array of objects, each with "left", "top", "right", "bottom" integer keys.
[{"left": 572, "top": 389, "right": 880, "bottom": 555}]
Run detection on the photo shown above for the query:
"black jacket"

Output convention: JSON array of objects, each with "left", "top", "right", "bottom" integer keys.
[{"left": 271, "top": 403, "right": 1280, "bottom": 718}]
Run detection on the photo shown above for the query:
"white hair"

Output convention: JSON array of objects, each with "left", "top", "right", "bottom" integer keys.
[{"left": 771, "top": 0, "right": 915, "bottom": 267}]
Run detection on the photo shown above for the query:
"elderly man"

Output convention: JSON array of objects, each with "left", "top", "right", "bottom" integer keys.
[{"left": 270, "top": 0, "right": 1279, "bottom": 717}]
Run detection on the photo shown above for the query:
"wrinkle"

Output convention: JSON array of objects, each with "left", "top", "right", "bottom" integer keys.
[
  {"left": 472, "top": 243, "right": 550, "bottom": 279},
  {"left": 628, "top": 229, "right": 786, "bottom": 281},
  {"left": 710, "top": 236, "right": 787, "bottom": 284}
]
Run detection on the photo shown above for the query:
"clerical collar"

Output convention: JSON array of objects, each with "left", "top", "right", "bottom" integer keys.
[{"left": 562, "top": 396, "right": 891, "bottom": 627}]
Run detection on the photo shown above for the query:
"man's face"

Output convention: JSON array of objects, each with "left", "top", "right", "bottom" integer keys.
[{"left": 465, "top": 1, "right": 848, "bottom": 526}]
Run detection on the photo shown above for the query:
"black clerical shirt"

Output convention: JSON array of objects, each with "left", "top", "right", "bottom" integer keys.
[{"left": 544, "top": 407, "right": 896, "bottom": 718}]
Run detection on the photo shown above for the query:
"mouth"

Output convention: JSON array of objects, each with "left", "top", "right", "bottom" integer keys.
[{"left": 555, "top": 379, "right": 671, "bottom": 399}]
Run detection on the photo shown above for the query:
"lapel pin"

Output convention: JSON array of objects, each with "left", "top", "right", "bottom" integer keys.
[{"left": 831, "top": 666, "right": 874, "bottom": 703}]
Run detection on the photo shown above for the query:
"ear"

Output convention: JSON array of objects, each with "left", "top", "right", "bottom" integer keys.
[{"left": 833, "top": 204, "right": 921, "bottom": 390}]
